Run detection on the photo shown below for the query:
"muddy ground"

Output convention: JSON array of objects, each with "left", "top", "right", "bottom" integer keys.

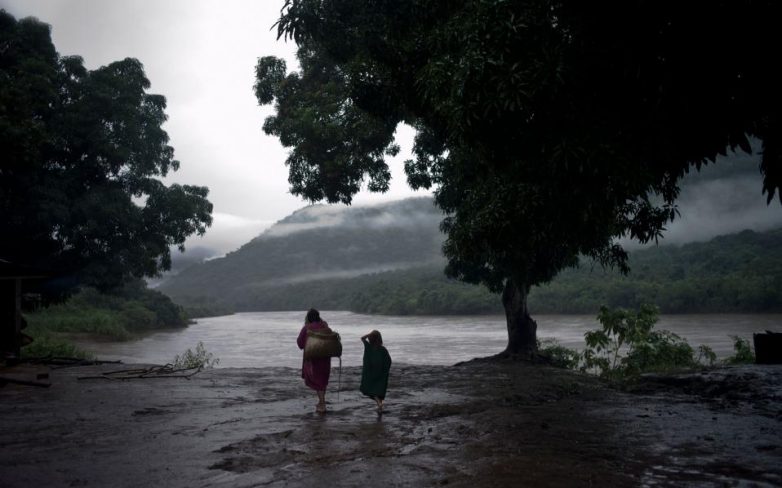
[{"left": 0, "top": 360, "right": 780, "bottom": 487}]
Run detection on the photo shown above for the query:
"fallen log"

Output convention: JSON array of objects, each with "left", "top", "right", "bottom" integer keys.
[
  {"left": 23, "top": 356, "right": 123, "bottom": 368},
  {"left": 0, "top": 376, "right": 51, "bottom": 388},
  {"left": 77, "top": 364, "right": 203, "bottom": 381}
]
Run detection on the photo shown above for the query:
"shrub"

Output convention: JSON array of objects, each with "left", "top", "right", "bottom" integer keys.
[
  {"left": 172, "top": 342, "right": 219, "bottom": 370},
  {"left": 21, "top": 324, "right": 92, "bottom": 359},
  {"left": 725, "top": 335, "right": 755, "bottom": 364},
  {"left": 580, "top": 304, "right": 711, "bottom": 379},
  {"left": 538, "top": 339, "right": 581, "bottom": 370}
]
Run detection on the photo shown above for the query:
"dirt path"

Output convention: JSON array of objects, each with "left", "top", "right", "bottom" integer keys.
[{"left": 1, "top": 361, "right": 780, "bottom": 487}]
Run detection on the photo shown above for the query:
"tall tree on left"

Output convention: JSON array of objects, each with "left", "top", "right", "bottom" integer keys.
[{"left": 0, "top": 11, "right": 213, "bottom": 294}]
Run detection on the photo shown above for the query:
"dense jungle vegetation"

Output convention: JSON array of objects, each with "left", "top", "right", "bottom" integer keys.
[{"left": 22, "top": 280, "right": 188, "bottom": 358}]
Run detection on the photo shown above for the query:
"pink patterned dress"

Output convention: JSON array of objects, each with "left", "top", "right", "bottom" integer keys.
[{"left": 296, "top": 320, "right": 332, "bottom": 391}]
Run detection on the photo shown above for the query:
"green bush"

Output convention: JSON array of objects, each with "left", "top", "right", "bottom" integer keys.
[
  {"left": 622, "top": 330, "right": 695, "bottom": 375},
  {"left": 172, "top": 342, "right": 219, "bottom": 370},
  {"left": 579, "top": 304, "right": 711, "bottom": 379},
  {"left": 25, "top": 279, "right": 188, "bottom": 343},
  {"left": 697, "top": 344, "right": 717, "bottom": 366},
  {"left": 725, "top": 335, "right": 755, "bottom": 364},
  {"left": 27, "top": 306, "right": 132, "bottom": 340},
  {"left": 538, "top": 339, "right": 581, "bottom": 370},
  {"left": 20, "top": 324, "right": 92, "bottom": 359}
]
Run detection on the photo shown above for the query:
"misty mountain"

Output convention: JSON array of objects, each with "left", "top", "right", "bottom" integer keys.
[
  {"left": 158, "top": 198, "right": 445, "bottom": 309},
  {"left": 159, "top": 192, "right": 782, "bottom": 315},
  {"left": 146, "top": 246, "right": 219, "bottom": 289},
  {"left": 161, "top": 145, "right": 781, "bottom": 271},
  {"left": 647, "top": 143, "right": 782, "bottom": 246}
]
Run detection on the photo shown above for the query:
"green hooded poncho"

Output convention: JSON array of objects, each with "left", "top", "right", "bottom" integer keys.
[{"left": 360, "top": 339, "right": 392, "bottom": 399}]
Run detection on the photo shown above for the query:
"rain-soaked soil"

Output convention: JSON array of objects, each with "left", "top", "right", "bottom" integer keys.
[{"left": 0, "top": 360, "right": 780, "bottom": 487}]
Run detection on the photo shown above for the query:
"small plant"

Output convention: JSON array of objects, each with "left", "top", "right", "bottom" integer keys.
[
  {"left": 579, "top": 304, "right": 713, "bottom": 379},
  {"left": 538, "top": 338, "right": 581, "bottom": 370},
  {"left": 172, "top": 341, "right": 219, "bottom": 370},
  {"left": 725, "top": 335, "right": 754, "bottom": 364},
  {"left": 697, "top": 344, "right": 717, "bottom": 366},
  {"left": 622, "top": 329, "right": 695, "bottom": 376},
  {"left": 21, "top": 333, "right": 92, "bottom": 360},
  {"left": 580, "top": 304, "right": 661, "bottom": 378}
]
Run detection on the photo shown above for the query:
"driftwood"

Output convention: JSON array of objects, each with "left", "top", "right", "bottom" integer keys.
[
  {"left": 23, "top": 356, "right": 123, "bottom": 369},
  {"left": 0, "top": 376, "right": 51, "bottom": 388},
  {"left": 77, "top": 364, "right": 203, "bottom": 381}
]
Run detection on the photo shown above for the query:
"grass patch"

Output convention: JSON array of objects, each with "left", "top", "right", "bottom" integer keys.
[
  {"left": 27, "top": 306, "right": 133, "bottom": 341},
  {"left": 21, "top": 323, "right": 92, "bottom": 359}
]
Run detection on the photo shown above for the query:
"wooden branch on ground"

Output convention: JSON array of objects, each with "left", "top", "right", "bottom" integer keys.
[
  {"left": 77, "top": 364, "right": 204, "bottom": 381},
  {"left": 0, "top": 376, "right": 51, "bottom": 388},
  {"left": 23, "top": 356, "right": 123, "bottom": 368}
]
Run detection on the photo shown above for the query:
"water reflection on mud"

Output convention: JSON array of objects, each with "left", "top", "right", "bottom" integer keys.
[{"left": 1, "top": 360, "right": 779, "bottom": 487}]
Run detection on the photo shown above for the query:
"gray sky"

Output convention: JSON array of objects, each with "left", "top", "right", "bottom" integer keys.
[{"left": 0, "top": 0, "right": 428, "bottom": 256}]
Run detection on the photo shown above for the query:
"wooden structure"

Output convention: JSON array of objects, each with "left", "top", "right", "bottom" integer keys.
[
  {"left": 754, "top": 331, "right": 782, "bottom": 365},
  {"left": 0, "top": 259, "right": 47, "bottom": 360}
]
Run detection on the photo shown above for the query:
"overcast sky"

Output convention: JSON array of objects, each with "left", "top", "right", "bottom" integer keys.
[{"left": 0, "top": 0, "right": 428, "bottom": 256}]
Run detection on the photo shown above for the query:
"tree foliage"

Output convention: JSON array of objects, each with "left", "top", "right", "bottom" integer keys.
[
  {"left": 725, "top": 335, "right": 755, "bottom": 364},
  {"left": 256, "top": 1, "right": 780, "bottom": 353},
  {"left": 0, "top": 11, "right": 213, "bottom": 293},
  {"left": 25, "top": 279, "right": 188, "bottom": 342}
]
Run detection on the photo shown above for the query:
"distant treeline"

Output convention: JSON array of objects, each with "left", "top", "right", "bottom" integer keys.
[
  {"left": 172, "top": 229, "right": 782, "bottom": 316},
  {"left": 531, "top": 229, "right": 782, "bottom": 314},
  {"left": 23, "top": 280, "right": 189, "bottom": 357}
]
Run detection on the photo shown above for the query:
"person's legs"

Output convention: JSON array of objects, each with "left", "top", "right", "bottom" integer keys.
[
  {"left": 316, "top": 390, "right": 326, "bottom": 412},
  {"left": 373, "top": 396, "right": 384, "bottom": 413}
]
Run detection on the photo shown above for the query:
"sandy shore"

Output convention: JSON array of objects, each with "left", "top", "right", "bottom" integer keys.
[{"left": 1, "top": 361, "right": 781, "bottom": 487}]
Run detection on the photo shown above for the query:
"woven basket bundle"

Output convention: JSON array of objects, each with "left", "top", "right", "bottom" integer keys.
[{"left": 304, "top": 329, "right": 342, "bottom": 360}]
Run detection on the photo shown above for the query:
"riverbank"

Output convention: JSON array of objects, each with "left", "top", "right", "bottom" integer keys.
[{"left": 1, "top": 361, "right": 780, "bottom": 487}]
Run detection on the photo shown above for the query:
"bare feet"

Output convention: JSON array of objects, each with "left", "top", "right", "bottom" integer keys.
[{"left": 316, "top": 402, "right": 326, "bottom": 414}]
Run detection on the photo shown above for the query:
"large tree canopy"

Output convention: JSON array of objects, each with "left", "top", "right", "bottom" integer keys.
[
  {"left": 256, "top": 0, "right": 780, "bottom": 356},
  {"left": 0, "top": 11, "right": 213, "bottom": 293}
]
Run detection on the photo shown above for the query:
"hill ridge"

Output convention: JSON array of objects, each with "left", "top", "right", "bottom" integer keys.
[{"left": 159, "top": 199, "right": 782, "bottom": 315}]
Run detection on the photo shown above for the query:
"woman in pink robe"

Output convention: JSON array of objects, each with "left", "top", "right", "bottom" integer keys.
[{"left": 296, "top": 308, "right": 332, "bottom": 413}]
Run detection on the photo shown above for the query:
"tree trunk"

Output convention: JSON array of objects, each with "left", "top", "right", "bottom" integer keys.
[{"left": 501, "top": 279, "right": 538, "bottom": 359}]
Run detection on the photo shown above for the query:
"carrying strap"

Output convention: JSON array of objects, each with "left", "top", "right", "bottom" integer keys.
[{"left": 337, "top": 357, "right": 342, "bottom": 402}]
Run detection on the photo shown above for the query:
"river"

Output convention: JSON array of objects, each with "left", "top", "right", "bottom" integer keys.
[{"left": 70, "top": 311, "right": 782, "bottom": 368}]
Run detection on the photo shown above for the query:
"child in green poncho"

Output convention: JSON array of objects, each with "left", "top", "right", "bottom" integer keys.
[{"left": 360, "top": 330, "right": 392, "bottom": 414}]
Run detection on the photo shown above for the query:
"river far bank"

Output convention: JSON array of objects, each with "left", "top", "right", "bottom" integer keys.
[{"left": 1, "top": 360, "right": 781, "bottom": 487}]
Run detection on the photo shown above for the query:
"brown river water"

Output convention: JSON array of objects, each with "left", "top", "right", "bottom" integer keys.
[{"left": 70, "top": 311, "right": 782, "bottom": 367}]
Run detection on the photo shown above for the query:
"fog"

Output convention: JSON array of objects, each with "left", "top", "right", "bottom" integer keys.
[
  {"left": 272, "top": 261, "right": 444, "bottom": 286},
  {"left": 630, "top": 145, "right": 782, "bottom": 248},
  {"left": 661, "top": 174, "right": 781, "bottom": 245},
  {"left": 258, "top": 198, "right": 442, "bottom": 239}
]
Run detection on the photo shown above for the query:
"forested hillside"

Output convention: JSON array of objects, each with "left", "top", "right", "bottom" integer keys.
[
  {"left": 159, "top": 198, "right": 445, "bottom": 310},
  {"left": 531, "top": 229, "right": 782, "bottom": 313},
  {"left": 160, "top": 198, "right": 782, "bottom": 315}
]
